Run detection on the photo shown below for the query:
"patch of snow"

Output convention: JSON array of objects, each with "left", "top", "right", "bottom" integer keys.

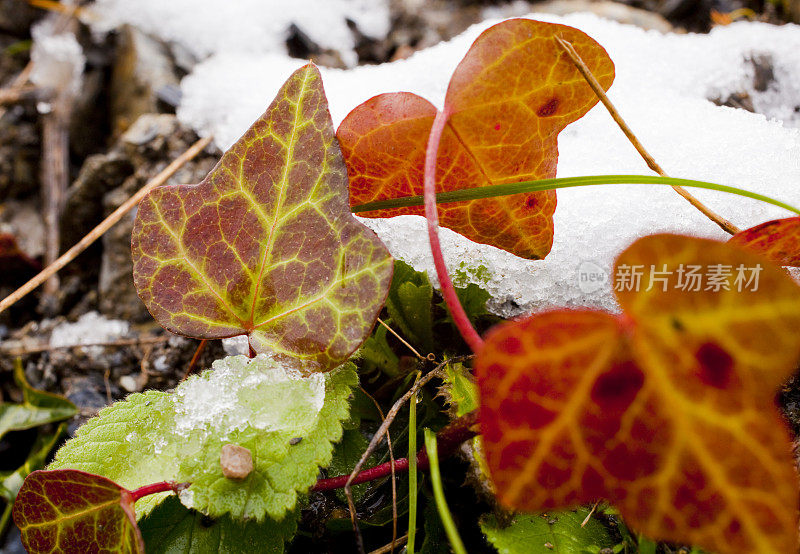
[
  {"left": 222, "top": 335, "right": 250, "bottom": 357},
  {"left": 178, "top": 488, "right": 194, "bottom": 509},
  {"left": 89, "top": 0, "right": 390, "bottom": 68},
  {"left": 172, "top": 354, "right": 326, "bottom": 438},
  {"left": 49, "top": 311, "right": 130, "bottom": 357},
  {"left": 132, "top": 9, "right": 800, "bottom": 313},
  {"left": 30, "top": 19, "right": 85, "bottom": 97}
]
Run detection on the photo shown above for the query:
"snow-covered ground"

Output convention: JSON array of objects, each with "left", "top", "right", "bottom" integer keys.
[{"left": 92, "top": 5, "right": 800, "bottom": 314}]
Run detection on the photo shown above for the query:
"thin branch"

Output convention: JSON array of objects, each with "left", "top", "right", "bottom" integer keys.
[
  {"left": 356, "top": 385, "right": 399, "bottom": 554},
  {"left": 0, "top": 84, "right": 36, "bottom": 105},
  {"left": 0, "top": 135, "right": 213, "bottom": 316},
  {"left": 423, "top": 109, "right": 484, "bottom": 353},
  {"left": 312, "top": 410, "right": 479, "bottom": 492},
  {"left": 377, "top": 317, "right": 424, "bottom": 360},
  {"left": 369, "top": 534, "right": 409, "bottom": 554},
  {"left": 555, "top": 36, "right": 740, "bottom": 235},
  {"left": 0, "top": 335, "right": 169, "bottom": 356},
  {"left": 183, "top": 339, "right": 208, "bottom": 379}
]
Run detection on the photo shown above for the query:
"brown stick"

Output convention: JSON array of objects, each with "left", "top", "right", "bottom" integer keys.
[
  {"left": 0, "top": 85, "right": 36, "bottom": 105},
  {"left": 555, "top": 37, "right": 741, "bottom": 235},
  {"left": 0, "top": 135, "right": 213, "bottom": 316},
  {"left": 39, "top": 91, "right": 72, "bottom": 312}
]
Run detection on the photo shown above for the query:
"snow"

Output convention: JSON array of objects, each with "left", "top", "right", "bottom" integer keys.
[
  {"left": 173, "top": 354, "right": 326, "bottom": 438},
  {"left": 98, "top": 5, "right": 800, "bottom": 314},
  {"left": 30, "top": 19, "right": 85, "bottom": 97},
  {"left": 49, "top": 311, "right": 130, "bottom": 356},
  {"left": 89, "top": 0, "right": 390, "bottom": 68}
]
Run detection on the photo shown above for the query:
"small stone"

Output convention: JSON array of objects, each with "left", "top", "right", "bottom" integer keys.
[
  {"left": 119, "top": 375, "right": 139, "bottom": 392},
  {"left": 220, "top": 444, "right": 253, "bottom": 480},
  {"left": 544, "top": 542, "right": 554, "bottom": 550},
  {"left": 289, "top": 437, "right": 302, "bottom": 445}
]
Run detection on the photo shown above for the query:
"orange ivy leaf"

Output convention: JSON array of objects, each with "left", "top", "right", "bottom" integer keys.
[
  {"left": 475, "top": 234, "right": 800, "bottom": 553},
  {"left": 131, "top": 64, "right": 393, "bottom": 371},
  {"left": 13, "top": 470, "right": 144, "bottom": 553},
  {"left": 729, "top": 216, "right": 800, "bottom": 267},
  {"left": 338, "top": 19, "right": 614, "bottom": 259}
]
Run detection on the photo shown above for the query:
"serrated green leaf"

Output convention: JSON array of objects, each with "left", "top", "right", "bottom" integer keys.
[
  {"left": 139, "top": 496, "right": 296, "bottom": 553},
  {"left": 327, "top": 428, "right": 375, "bottom": 503},
  {"left": 49, "top": 355, "right": 357, "bottom": 521},
  {"left": 386, "top": 261, "right": 435, "bottom": 354},
  {"left": 131, "top": 63, "right": 392, "bottom": 372},
  {"left": 481, "top": 509, "right": 617, "bottom": 554},
  {"left": 441, "top": 362, "right": 478, "bottom": 417},
  {"left": 0, "top": 360, "right": 77, "bottom": 440}
]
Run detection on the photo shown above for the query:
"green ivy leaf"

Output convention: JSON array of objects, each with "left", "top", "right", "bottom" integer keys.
[
  {"left": 139, "top": 496, "right": 296, "bottom": 553},
  {"left": 481, "top": 509, "right": 617, "bottom": 554},
  {"left": 0, "top": 360, "right": 77, "bottom": 440},
  {"left": 49, "top": 355, "right": 357, "bottom": 521},
  {"left": 131, "top": 63, "right": 392, "bottom": 371}
]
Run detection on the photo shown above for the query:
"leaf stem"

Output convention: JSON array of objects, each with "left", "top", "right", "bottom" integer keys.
[
  {"left": 423, "top": 109, "right": 484, "bottom": 353},
  {"left": 555, "top": 36, "right": 740, "bottom": 235},
  {"left": 351, "top": 175, "right": 800, "bottom": 216},
  {"left": 129, "top": 481, "right": 188, "bottom": 503},
  {"left": 424, "top": 428, "right": 467, "bottom": 554},
  {"left": 312, "top": 411, "right": 478, "bottom": 492}
]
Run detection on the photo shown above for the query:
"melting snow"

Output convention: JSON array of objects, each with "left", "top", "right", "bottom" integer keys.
[
  {"left": 173, "top": 354, "right": 327, "bottom": 437},
  {"left": 97, "top": 5, "right": 800, "bottom": 314},
  {"left": 49, "top": 311, "right": 130, "bottom": 356}
]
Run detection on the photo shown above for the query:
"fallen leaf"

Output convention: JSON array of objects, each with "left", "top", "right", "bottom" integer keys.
[
  {"left": 338, "top": 19, "right": 614, "bottom": 259},
  {"left": 475, "top": 234, "right": 800, "bottom": 554},
  {"left": 12, "top": 469, "right": 144, "bottom": 554},
  {"left": 729, "top": 216, "right": 800, "bottom": 267},
  {"left": 132, "top": 63, "right": 393, "bottom": 371}
]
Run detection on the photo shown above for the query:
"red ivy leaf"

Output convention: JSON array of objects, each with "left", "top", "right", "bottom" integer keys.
[
  {"left": 338, "top": 19, "right": 614, "bottom": 259},
  {"left": 12, "top": 469, "right": 144, "bottom": 554},
  {"left": 729, "top": 216, "right": 800, "bottom": 267},
  {"left": 475, "top": 234, "right": 800, "bottom": 553},
  {"left": 131, "top": 64, "right": 393, "bottom": 371}
]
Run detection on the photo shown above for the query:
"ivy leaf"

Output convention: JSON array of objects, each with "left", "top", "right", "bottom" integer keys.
[
  {"left": 475, "top": 234, "right": 800, "bottom": 554},
  {"left": 481, "top": 509, "right": 617, "bottom": 554},
  {"left": 132, "top": 63, "right": 393, "bottom": 371},
  {"left": 729, "top": 216, "right": 800, "bottom": 267},
  {"left": 139, "top": 496, "right": 297, "bottom": 554},
  {"left": 0, "top": 360, "right": 77, "bottom": 440},
  {"left": 339, "top": 19, "right": 614, "bottom": 259},
  {"left": 12, "top": 469, "right": 144, "bottom": 554},
  {"left": 49, "top": 355, "right": 358, "bottom": 521}
]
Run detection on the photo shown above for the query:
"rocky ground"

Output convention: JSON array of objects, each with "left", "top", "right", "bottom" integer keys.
[{"left": 1, "top": 0, "right": 799, "bottom": 552}]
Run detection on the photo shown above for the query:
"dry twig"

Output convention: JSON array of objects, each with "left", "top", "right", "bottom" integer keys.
[
  {"left": 0, "top": 135, "right": 213, "bottom": 316},
  {"left": 555, "top": 37, "right": 740, "bottom": 235}
]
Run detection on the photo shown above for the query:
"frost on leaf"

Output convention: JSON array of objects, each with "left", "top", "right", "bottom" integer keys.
[
  {"left": 338, "top": 19, "right": 614, "bottom": 259},
  {"left": 475, "top": 234, "right": 800, "bottom": 554},
  {"left": 131, "top": 63, "right": 393, "bottom": 371},
  {"left": 729, "top": 216, "right": 800, "bottom": 267},
  {"left": 49, "top": 355, "right": 357, "bottom": 521}
]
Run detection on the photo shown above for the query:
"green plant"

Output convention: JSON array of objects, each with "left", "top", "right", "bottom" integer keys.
[{"left": 6, "top": 17, "right": 800, "bottom": 554}]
